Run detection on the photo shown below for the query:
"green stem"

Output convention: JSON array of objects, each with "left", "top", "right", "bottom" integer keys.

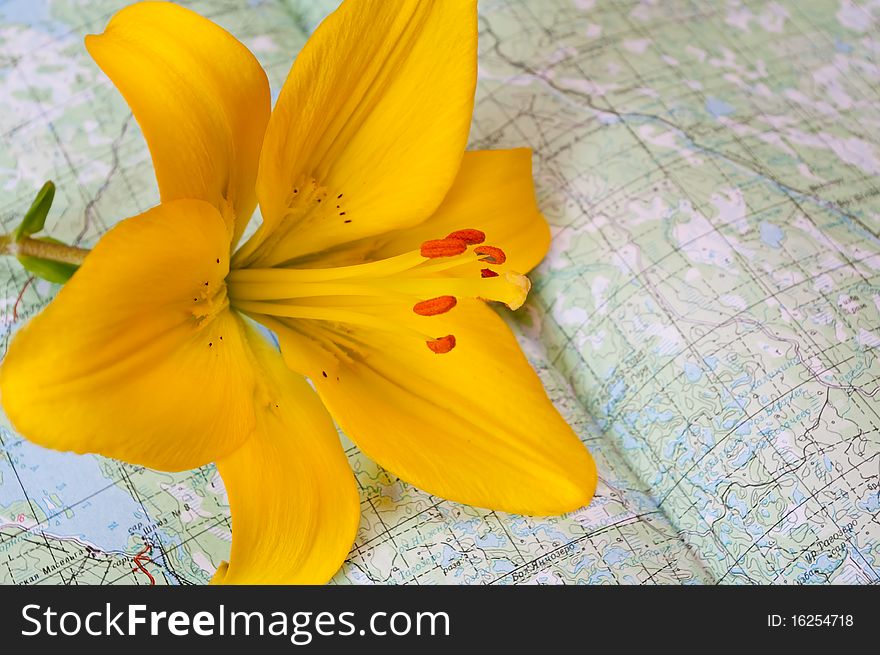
[{"left": 0, "top": 233, "right": 90, "bottom": 265}]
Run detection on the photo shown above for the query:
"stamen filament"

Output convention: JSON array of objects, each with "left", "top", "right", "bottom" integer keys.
[
  {"left": 228, "top": 250, "right": 430, "bottom": 283},
  {"left": 227, "top": 280, "right": 411, "bottom": 301},
  {"left": 229, "top": 229, "right": 524, "bottom": 357},
  {"left": 233, "top": 299, "right": 438, "bottom": 341},
  {"left": 228, "top": 274, "right": 529, "bottom": 309},
  {"left": 228, "top": 250, "right": 497, "bottom": 283}
]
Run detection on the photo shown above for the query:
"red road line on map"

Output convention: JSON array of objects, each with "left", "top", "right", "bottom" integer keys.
[
  {"left": 133, "top": 544, "right": 156, "bottom": 585},
  {"left": 12, "top": 276, "right": 34, "bottom": 322}
]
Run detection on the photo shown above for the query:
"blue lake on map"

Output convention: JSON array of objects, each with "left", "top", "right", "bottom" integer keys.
[
  {"left": 0, "top": 430, "right": 143, "bottom": 552},
  {"left": 0, "top": 0, "right": 65, "bottom": 34},
  {"left": 759, "top": 221, "right": 785, "bottom": 248},
  {"left": 705, "top": 96, "right": 735, "bottom": 118}
]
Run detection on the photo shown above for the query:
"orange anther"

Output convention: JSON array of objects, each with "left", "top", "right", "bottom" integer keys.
[
  {"left": 474, "top": 245, "right": 506, "bottom": 265},
  {"left": 426, "top": 335, "right": 456, "bottom": 354},
  {"left": 413, "top": 296, "right": 458, "bottom": 316},
  {"left": 420, "top": 238, "right": 467, "bottom": 258},
  {"left": 481, "top": 268, "right": 499, "bottom": 278},
  {"left": 446, "top": 229, "right": 485, "bottom": 245}
]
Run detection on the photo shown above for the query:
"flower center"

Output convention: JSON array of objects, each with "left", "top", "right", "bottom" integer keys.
[{"left": 226, "top": 229, "right": 530, "bottom": 354}]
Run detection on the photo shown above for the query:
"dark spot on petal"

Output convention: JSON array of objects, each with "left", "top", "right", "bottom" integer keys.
[
  {"left": 322, "top": 370, "right": 328, "bottom": 378},
  {"left": 216, "top": 258, "right": 221, "bottom": 264},
  {"left": 344, "top": 219, "right": 352, "bottom": 224}
]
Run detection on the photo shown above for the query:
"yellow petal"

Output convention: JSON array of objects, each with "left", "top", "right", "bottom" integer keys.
[
  {"left": 303, "top": 149, "right": 552, "bottom": 274},
  {"left": 86, "top": 2, "right": 270, "bottom": 245},
  {"left": 211, "top": 330, "right": 359, "bottom": 585},
  {"left": 276, "top": 300, "right": 596, "bottom": 516},
  {"left": 237, "top": 0, "right": 477, "bottom": 266},
  {"left": 0, "top": 200, "right": 259, "bottom": 471}
]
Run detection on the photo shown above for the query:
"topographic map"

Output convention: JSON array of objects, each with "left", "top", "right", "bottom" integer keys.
[{"left": 1, "top": 0, "right": 878, "bottom": 585}]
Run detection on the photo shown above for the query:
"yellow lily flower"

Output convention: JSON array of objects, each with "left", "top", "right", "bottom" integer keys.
[{"left": 0, "top": 0, "right": 597, "bottom": 584}]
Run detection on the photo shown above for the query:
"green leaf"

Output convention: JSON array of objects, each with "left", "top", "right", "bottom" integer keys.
[
  {"left": 14, "top": 181, "right": 55, "bottom": 241},
  {"left": 16, "top": 254, "right": 78, "bottom": 284}
]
